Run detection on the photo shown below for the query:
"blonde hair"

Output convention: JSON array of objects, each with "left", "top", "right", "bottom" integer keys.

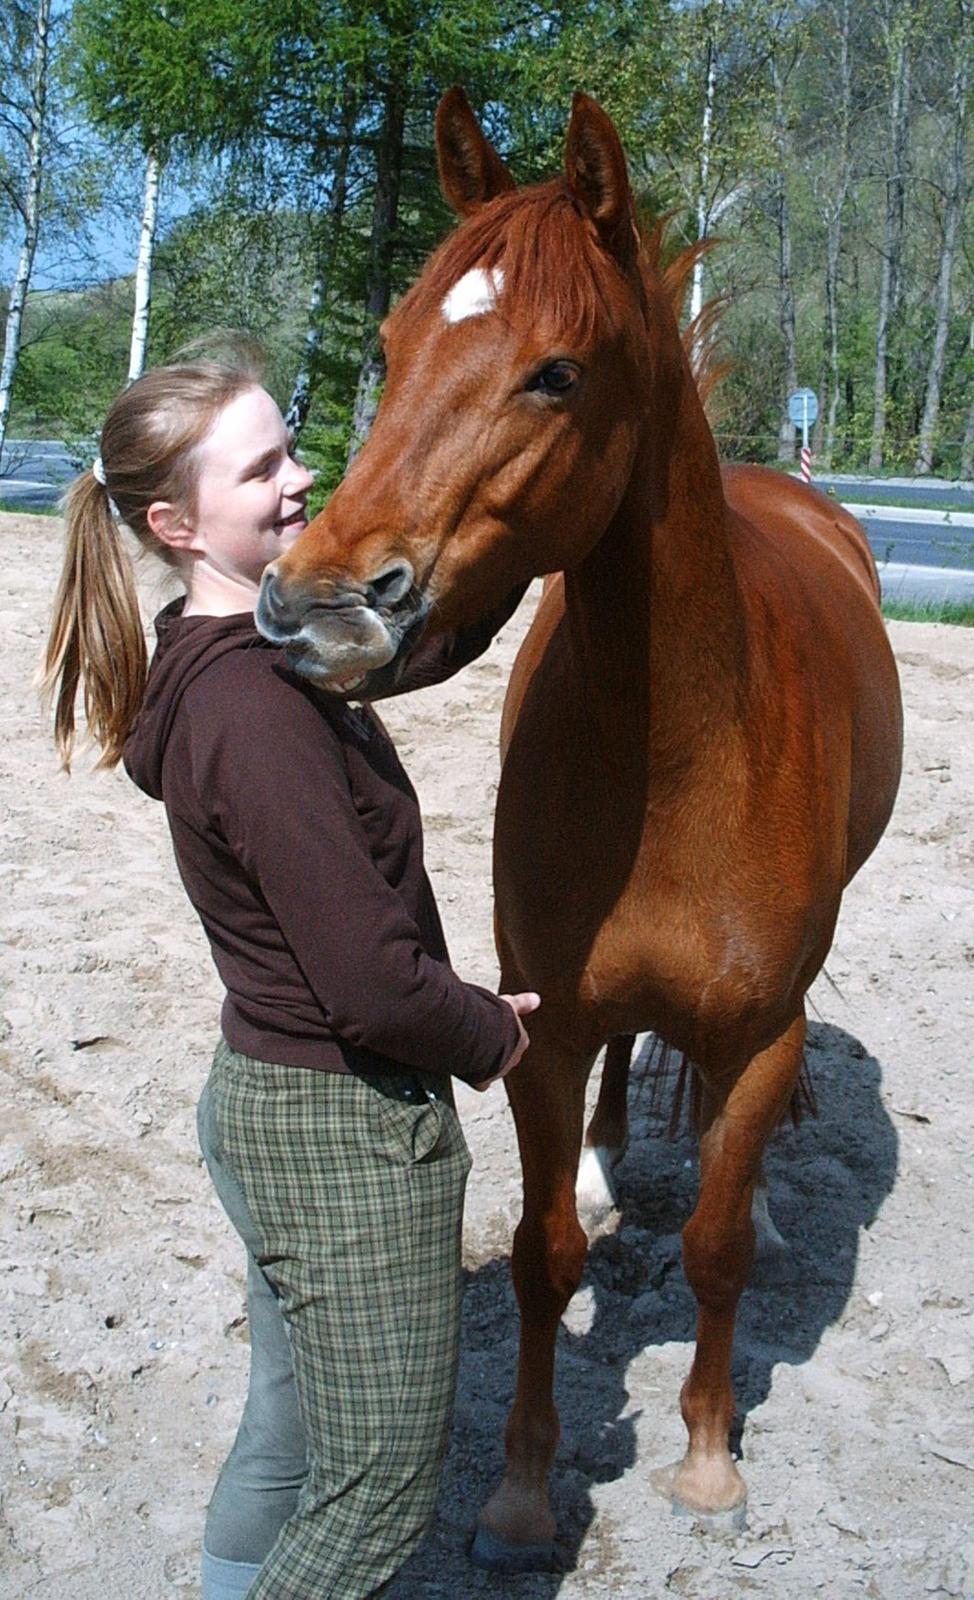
[{"left": 40, "top": 340, "right": 263, "bottom": 770}]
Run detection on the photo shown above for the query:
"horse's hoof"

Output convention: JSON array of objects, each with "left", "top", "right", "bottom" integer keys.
[
  {"left": 651, "top": 1461, "right": 747, "bottom": 1535},
  {"left": 470, "top": 1524, "right": 555, "bottom": 1573},
  {"left": 671, "top": 1495, "right": 747, "bottom": 1535}
]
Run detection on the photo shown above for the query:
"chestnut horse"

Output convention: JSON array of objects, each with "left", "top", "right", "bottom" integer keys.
[{"left": 256, "top": 90, "right": 903, "bottom": 1568}]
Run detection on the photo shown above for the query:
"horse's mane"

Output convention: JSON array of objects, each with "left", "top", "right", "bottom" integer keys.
[
  {"left": 399, "top": 182, "right": 727, "bottom": 410},
  {"left": 643, "top": 216, "right": 729, "bottom": 411}
]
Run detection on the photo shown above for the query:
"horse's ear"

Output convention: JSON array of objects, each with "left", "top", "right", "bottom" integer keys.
[
  {"left": 564, "top": 93, "right": 638, "bottom": 270},
  {"left": 436, "top": 86, "right": 516, "bottom": 217}
]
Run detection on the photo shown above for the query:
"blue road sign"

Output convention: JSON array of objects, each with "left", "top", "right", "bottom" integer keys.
[{"left": 788, "top": 388, "right": 819, "bottom": 428}]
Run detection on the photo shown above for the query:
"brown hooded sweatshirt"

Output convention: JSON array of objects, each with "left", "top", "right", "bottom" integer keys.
[{"left": 123, "top": 596, "right": 524, "bottom": 1085}]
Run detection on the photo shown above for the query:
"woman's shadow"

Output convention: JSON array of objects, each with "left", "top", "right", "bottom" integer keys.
[{"left": 388, "top": 1021, "right": 898, "bottom": 1595}]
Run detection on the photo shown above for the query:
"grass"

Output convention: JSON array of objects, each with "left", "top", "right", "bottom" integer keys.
[
  {"left": 0, "top": 500, "right": 60, "bottom": 517},
  {"left": 831, "top": 489, "right": 974, "bottom": 514},
  {"left": 882, "top": 597, "right": 974, "bottom": 625}
]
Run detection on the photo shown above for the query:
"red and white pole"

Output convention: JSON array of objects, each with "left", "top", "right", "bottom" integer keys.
[{"left": 800, "top": 395, "right": 812, "bottom": 484}]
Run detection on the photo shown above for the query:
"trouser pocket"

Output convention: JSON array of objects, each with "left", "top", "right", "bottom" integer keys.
[{"left": 362, "top": 1069, "right": 472, "bottom": 1171}]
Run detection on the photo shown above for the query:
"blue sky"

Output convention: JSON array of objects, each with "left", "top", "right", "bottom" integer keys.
[{"left": 1, "top": 165, "right": 198, "bottom": 296}]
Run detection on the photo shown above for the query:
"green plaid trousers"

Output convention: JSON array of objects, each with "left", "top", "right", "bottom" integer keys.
[{"left": 198, "top": 1039, "right": 472, "bottom": 1599}]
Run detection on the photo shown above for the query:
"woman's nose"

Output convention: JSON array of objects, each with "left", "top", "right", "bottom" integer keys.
[{"left": 285, "top": 459, "right": 314, "bottom": 494}]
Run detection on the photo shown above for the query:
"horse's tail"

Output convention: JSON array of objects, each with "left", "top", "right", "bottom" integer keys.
[{"left": 635, "top": 1032, "right": 817, "bottom": 1136}]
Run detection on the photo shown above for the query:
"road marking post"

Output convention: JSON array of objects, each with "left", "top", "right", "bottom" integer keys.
[{"left": 788, "top": 388, "right": 818, "bottom": 486}]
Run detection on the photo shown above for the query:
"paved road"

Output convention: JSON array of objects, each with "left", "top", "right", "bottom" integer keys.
[
  {"left": 813, "top": 473, "right": 974, "bottom": 512},
  {"left": 850, "top": 504, "right": 974, "bottom": 570},
  {"left": 0, "top": 439, "right": 81, "bottom": 511},
  {"left": 3, "top": 445, "right": 973, "bottom": 603}
]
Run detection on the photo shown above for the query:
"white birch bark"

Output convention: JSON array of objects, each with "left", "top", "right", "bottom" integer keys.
[
  {"left": 823, "top": 0, "right": 852, "bottom": 468},
  {"left": 689, "top": 17, "right": 719, "bottom": 330},
  {"left": 284, "top": 274, "right": 326, "bottom": 440},
  {"left": 346, "top": 72, "right": 406, "bottom": 466},
  {"left": 772, "top": 52, "right": 798, "bottom": 463},
  {"left": 868, "top": 3, "right": 914, "bottom": 473},
  {"left": 913, "top": 32, "right": 969, "bottom": 474},
  {"left": 127, "top": 149, "right": 162, "bottom": 385},
  {"left": 0, "top": 0, "right": 51, "bottom": 454}
]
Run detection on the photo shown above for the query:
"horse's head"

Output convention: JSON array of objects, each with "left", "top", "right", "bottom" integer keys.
[{"left": 257, "top": 88, "right": 660, "bottom": 695}]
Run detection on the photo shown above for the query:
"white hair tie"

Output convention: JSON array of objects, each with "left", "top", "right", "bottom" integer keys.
[{"left": 92, "top": 456, "right": 121, "bottom": 519}]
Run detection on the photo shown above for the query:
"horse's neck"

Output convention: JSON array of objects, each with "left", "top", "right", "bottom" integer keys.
[{"left": 564, "top": 355, "right": 745, "bottom": 755}]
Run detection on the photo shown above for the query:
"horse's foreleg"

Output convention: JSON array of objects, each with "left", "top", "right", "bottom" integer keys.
[
  {"left": 473, "top": 1042, "right": 592, "bottom": 1572},
  {"left": 576, "top": 1033, "right": 635, "bottom": 1223},
  {"left": 654, "top": 1011, "right": 806, "bottom": 1528}
]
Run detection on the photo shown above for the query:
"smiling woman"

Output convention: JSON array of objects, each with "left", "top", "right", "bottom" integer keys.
[
  {"left": 38, "top": 336, "right": 536, "bottom": 1599},
  {"left": 161, "top": 386, "right": 313, "bottom": 615}
]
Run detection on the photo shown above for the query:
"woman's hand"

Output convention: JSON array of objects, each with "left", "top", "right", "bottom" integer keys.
[{"left": 471, "top": 992, "right": 540, "bottom": 1091}]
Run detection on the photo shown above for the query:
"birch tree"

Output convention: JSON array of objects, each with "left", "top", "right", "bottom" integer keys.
[
  {"left": 127, "top": 148, "right": 162, "bottom": 383},
  {"left": 913, "top": 0, "right": 971, "bottom": 473},
  {"left": 682, "top": 0, "right": 758, "bottom": 328},
  {"left": 868, "top": 0, "right": 917, "bottom": 472},
  {"left": 771, "top": 40, "right": 801, "bottom": 462},
  {"left": 690, "top": 9, "right": 721, "bottom": 327},
  {"left": 0, "top": 0, "right": 52, "bottom": 454},
  {"left": 820, "top": 0, "right": 852, "bottom": 469}
]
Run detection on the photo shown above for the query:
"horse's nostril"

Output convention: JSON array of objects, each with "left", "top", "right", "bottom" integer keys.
[
  {"left": 260, "top": 569, "right": 284, "bottom": 618},
  {"left": 256, "top": 568, "right": 301, "bottom": 640},
  {"left": 368, "top": 561, "right": 414, "bottom": 609}
]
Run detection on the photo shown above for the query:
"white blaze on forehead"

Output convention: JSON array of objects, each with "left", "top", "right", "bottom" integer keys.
[{"left": 441, "top": 266, "right": 505, "bottom": 325}]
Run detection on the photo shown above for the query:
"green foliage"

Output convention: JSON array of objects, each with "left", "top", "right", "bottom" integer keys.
[
  {"left": 299, "top": 408, "right": 356, "bottom": 509},
  {"left": 3, "top": 0, "right": 970, "bottom": 484},
  {"left": 9, "top": 280, "right": 132, "bottom": 437}
]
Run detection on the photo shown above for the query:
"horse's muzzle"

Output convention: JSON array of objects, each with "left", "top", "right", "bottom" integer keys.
[{"left": 255, "top": 560, "right": 428, "bottom": 695}]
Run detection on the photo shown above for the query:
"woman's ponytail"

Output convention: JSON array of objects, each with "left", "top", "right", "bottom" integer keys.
[
  {"left": 39, "top": 471, "right": 147, "bottom": 770},
  {"left": 39, "top": 339, "right": 264, "bottom": 771}
]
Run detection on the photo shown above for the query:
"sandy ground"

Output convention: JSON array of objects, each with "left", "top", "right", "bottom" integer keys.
[{"left": 1, "top": 508, "right": 972, "bottom": 1599}]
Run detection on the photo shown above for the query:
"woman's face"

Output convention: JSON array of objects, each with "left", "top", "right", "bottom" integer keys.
[{"left": 183, "top": 386, "right": 314, "bottom": 590}]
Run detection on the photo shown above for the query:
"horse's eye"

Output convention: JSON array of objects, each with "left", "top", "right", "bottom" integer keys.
[{"left": 527, "top": 361, "right": 581, "bottom": 397}]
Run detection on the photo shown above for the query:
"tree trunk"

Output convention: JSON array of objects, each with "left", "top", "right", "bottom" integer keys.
[
  {"left": 284, "top": 92, "right": 355, "bottom": 440},
  {"left": 689, "top": 21, "right": 718, "bottom": 329},
  {"left": 913, "top": 38, "right": 969, "bottom": 473},
  {"left": 347, "top": 71, "right": 407, "bottom": 465},
  {"left": 823, "top": 0, "right": 852, "bottom": 469},
  {"left": 127, "top": 148, "right": 162, "bottom": 385},
  {"left": 961, "top": 387, "right": 974, "bottom": 479},
  {"left": 773, "top": 53, "right": 798, "bottom": 463},
  {"left": 0, "top": 0, "right": 51, "bottom": 454},
  {"left": 868, "top": 3, "right": 914, "bottom": 473}
]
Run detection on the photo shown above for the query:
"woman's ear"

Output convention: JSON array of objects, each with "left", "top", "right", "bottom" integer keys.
[{"left": 147, "top": 500, "right": 197, "bottom": 552}]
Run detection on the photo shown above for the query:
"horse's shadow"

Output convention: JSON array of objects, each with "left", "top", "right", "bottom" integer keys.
[{"left": 388, "top": 1021, "right": 898, "bottom": 1595}]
